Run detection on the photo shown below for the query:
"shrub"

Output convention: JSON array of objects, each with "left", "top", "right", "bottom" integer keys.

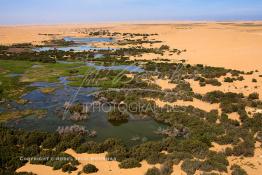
[
  {"left": 181, "top": 159, "right": 201, "bottom": 175},
  {"left": 203, "top": 91, "right": 224, "bottom": 103},
  {"left": 107, "top": 108, "right": 129, "bottom": 122},
  {"left": 146, "top": 152, "right": 162, "bottom": 164},
  {"left": 22, "top": 144, "right": 40, "bottom": 157},
  {"left": 130, "top": 141, "right": 163, "bottom": 161},
  {"left": 83, "top": 164, "right": 98, "bottom": 174},
  {"left": 45, "top": 153, "right": 79, "bottom": 170},
  {"left": 252, "top": 78, "right": 257, "bottom": 83},
  {"left": 119, "top": 158, "right": 141, "bottom": 169},
  {"left": 224, "top": 77, "right": 234, "bottom": 83},
  {"left": 145, "top": 167, "right": 161, "bottom": 175},
  {"left": 15, "top": 172, "right": 37, "bottom": 175},
  {"left": 230, "top": 164, "right": 247, "bottom": 175},
  {"left": 200, "top": 152, "right": 229, "bottom": 172},
  {"left": 42, "top": 133, "right": 60, "bottom": 149},
  {"left": 205, "top": 79, "right": 221, "bottom": 86},
  {"left": 248, "top": 92, "right": 259, "bottom": 100},
  {"left": 106, "top": 145, "right": 128, "bottom": 162},
  {"left": 62, "top": 164, "right": 77, "bottom": 173},
  {"left": 169, "top": 151, "right": 193, "bottom": 164},
  {"left": 76, "top": 141, "right": 103, "bottom": 154},
  {"left": 55, "top": 141, "right": 69, "bottom": 152},
  {"left": 159, "top": 45, "right": 170, "bottom": 50},
  {"left": 160, "top": 160, "right": 173, "bottom": 175}
]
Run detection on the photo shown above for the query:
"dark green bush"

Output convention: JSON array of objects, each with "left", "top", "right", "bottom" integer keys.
[
  {"left": 230, "top": 164, "right": 247, "bottom": 175},
  {"left": 160, "top": 160, "right": 173, "bottom": 175},
  {"left": 119, "top": 158, "right": 141, "bottom": 169},
  {"left": 181, "top": 159, "right": 201, "bottom": 175},
  {"left": 248, "top": 92, "right": 259, "bottom": 100},
  {"left": 83, "top": 164, "right": 98, "bottom": 174},
  {"left": 145, "top": 167, "right": 161, "bottom": 175},
  {"left": 107, "top": 108, "right": 129, "bottom": 122},
  {"left": 62, "top": 164, "right": 77, "bottom": 173},
  {"left": 42, "top": 133, "right": 60, "bottom": 149}
]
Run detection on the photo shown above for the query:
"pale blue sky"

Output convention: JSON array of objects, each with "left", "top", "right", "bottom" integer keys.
[{"left": 0, "top": 0, "right": 262, "bottom": 24}]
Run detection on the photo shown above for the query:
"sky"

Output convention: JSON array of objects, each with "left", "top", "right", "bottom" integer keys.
[{"left": 0, "top": 0, "right": 262, "bottom": 25}]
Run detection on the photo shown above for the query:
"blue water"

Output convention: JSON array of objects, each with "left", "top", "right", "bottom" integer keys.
[
  {"left": 5, "top": 76, "right": 164, "bottom": 144},
  {"left": 33, "top": 37, "right": 115, "bottom": 52},
  {"left": 94, "top": 53, "right": 104, "bottom": 59},
  {"left": 64, "top": 37, "right": 113, "bottom": 43},
  {"left": 33, "top": 45, "right": 94, "bottom": 52}
]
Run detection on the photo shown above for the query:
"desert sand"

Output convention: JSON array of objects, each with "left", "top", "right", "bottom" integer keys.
[
  {"left": 146, "top": 97, "right": 221, "bottom": 113},
  {"left": 3, "top": 22, "right": 261, "bottom": 175},
  {"left": 16, "top": 149, "right": 162, "bottom": 175},
  {"left": 187, "top": 72, "right": 262, "bottom": 100},
  {"left": 1, "top": 22, "right": 262, "bottom": 71}
]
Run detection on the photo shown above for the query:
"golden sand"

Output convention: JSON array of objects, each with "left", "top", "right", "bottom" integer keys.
[
  {"left": 146, "top": 97, "right": 220, "bottom": 113},
  {"left": 227, "top": 142, "right": 262, "bottom": 175},
  {"left": 1, "top": 22, "right": 262, "bottom": 71},
  {"left": 187, "top": 73, "right": 262, "bottom": 100},
  {"left": 4, "top": 22, "right": 262, "bottom": 175},
  {"left": 16, "top": 149, "right": 161, "bottom": 175}
]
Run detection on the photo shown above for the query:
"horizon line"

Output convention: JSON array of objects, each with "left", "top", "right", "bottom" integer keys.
[{"left": 1, "top": 19, "right": 262, "bottom": 27}]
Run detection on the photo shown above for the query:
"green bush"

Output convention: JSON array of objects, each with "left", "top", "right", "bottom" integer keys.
[
  {"left": 119, "top": 158, "right": 141, "bottom": 169},
  {"left": 230, "top": 164, "right": 247, "bottom": 175},
  {"left": 181, "top": 159, "right": 201, "bottom": 175},
  {"left": 42, "top": 133, "right": 60, "bottom": 149},
  {"left": 83, "top": 164, "right": 98, "bottom": 174},
  {"left": 160, "top": 160, "right": 173, "bottom": 175},
  {"left": 146, "top": 152, "right": 162, "bottom": 165},
  {"left": 62, "top": 164, "right": 77, "bottom": 173},
  {"left": 22, "top": 144, "right": 40, "bottom": 157},
  {"left": 248, "top": 92, "right": 259, "bottom": 100},
  {"left": 107, "top": 108, "right": 129, "bottom": 122},
  {"left": 169, "top": 151, "right": 193, "bottom": 165},
  {"left": 15, "top": 172, "right": 37, "bottom": 175},
  {"left": 200, "top": 152, "right": 229, "bottom": 172},
  {"left": 145, "top": 167, "right": 161, "bottom": 175},
  {"left": 106, "top": 145, "right": 128, "bottom": 162}
]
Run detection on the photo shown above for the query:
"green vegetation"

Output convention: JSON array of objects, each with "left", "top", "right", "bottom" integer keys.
[
  {"left": 145, "top": 167, "right": 161, "bottom": 175},
  {"left": 248, "top": 92, "right": 259, "bottom": 100},
  {"left": 108, "top": 108, "right": 129, "bottom": 123},
  {"left": 69, "top": 69, "right": 133, "bottom": 88},
  {"left": 0, "top": 110, "right": 46, "bottom": 122},
  {"left": 181, "top": 159, "right": 201, "bottom": 175},
  {"left": 0, "top": 35, "right": 260, "bottom": 175},
  {"left": 119, "top": 158, "right": 142, "bottom": 169},
  {"left": 83, "top": 164, "right": 99, "bottom": 174},
  {"left": 230, "top": 164, "right": 247, "bottom": 175},
  {"left": 20, "top": 62, "right": 84, "bottom": 83}
]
